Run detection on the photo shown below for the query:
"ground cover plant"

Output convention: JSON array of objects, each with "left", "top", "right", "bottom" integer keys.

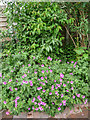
[
  {"left": 1, "top": 1, "right": 89, "bottom": 117},
  {"left": 2, "top": 54, "right": 89, "bottom": 116}
]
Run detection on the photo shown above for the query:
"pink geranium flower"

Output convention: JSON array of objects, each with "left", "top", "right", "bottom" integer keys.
[
  {"left": 61, "top": 94, "right": 63, "bottom": 98},
  {"left": 58, "top": 107, "right": 61, "bottom": 111},
  {"left": 50, "top": 70, "right": 53, "bottom": 73},
  {"left": 41, "top": 77, "right": 44, "bottom": 80},
  {"left": 82, "top": 96, "right": 85, "bottom": 99},
  {"left": 71, "top": 87, "right": 73, "bottom": 90},
  {"left": 28, "top": 64, "right": 31, "bottom": 66},
  {"left": 28, "top": 108, "right": 30, "bottom": 110},
  {"left": 54, "top": 80, "right": 56, "bottom": 82},
  {"left": 70, "top": 81, "right": 73, "bottom": 84},
  {"left": 34, "top": 71, "right": 37, "bottom": 74},
  {"left": 60, "top": 79, "right": 62, "bottom": 82},
  {"left": 9, "top": 79, "right": 12, "bottom": 82},
  {"left": 6, "top": 112, "right": 9, "bottom": 115},
  {"left": 42, "top": 70, "right": 44, "bottom": 73},
  {"left": 41, "top": 64, "right": 44, "bottom": 67},
  {"left": 0, "top": 73, "right": 2, "bottom": 77},
  {"left": 49, "top": 92, "right": 52, "bottom": 95},
  {"left": 63, "top": 84, "right": 66, "bottom": 87},
  {"left": 3, "top": 101, "right": 7, "bottom": 104},
  {"left": 3, "top": 82, "right": 7, "bottom": 85},
  {"left": 42, "top": 90, "right": 46, "bottom": 92},
  {"left": 59, "top": 103, "right": 62, "bottom": 106},
  {"left": 60, "top": 73, "right": 64, "bottom": 78}
]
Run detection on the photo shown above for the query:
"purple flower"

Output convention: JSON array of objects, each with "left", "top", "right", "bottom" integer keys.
[
  {"left": 60, "top": 73, "right": 64, "bottom": 78},
  {"left": 74, "top": 62, "right": 77, "bottom": 65},
  {"left": 56, "top": 84, "right": 60, "bottom": 87},
  {"left": 45, "top": 80, "right": 48, "bottom": 83},
  {"left": 41, "top": 77, "right": 44, "bottom": 80},
  {"left": 73, "top": 95, "right": 75, "bottom": 99},
  {"left": 71, "top": 87, "right": 73, "bottom": 90},
  {"left": 49, "top": 106, "right": 50, "bottom": 109},
  {"left": 55, "top": 91, "right": 58, "bottom": 94},
  {"left": 50, "top": 70, "right": 53, "bottom": 73},
  {"left": 28, "top": 108, "right": 30, "bottom": 110},
  {"left": 52, "top": 102, "right": 55, "bottom": 105},
  {"left": 54, "top": 80, "right": 56, "bottom": 82},
  {"left": 71, "top": 61, "right": 74, "bottom": 63},
  {"left": 49, "top": 92, "right": 52, "bottom": 95},
  {"left": 77, "top": 94, "right": 80, "bottom": 97},
  {"left": 14, "top": 67, "right": 15, "bottom": 69},
  {"left": 42, "top": 70, "right": 44, "bottom": 73},
  {"left": 21, "top": 83, "right": 23, "bottom": 85},
  {"left": 6, "top": 112, "right": 9, "bottom": 115},
  {"left": 36, "top": 108, "right": 38, "bottom": 111},
  {"left": 33, "top": 56, "right": 35, "bottom": 59},
  {"left": 50, "top": 58, "right": 52, "bottom": 61},
  {"left": 34, "top": 71, "right": 37, "bottom": 74},
  {"left": 15, "top": 88, "right": 17, "bottom": 90},
  {"left": 82, "top": 96, "right": 85, "bottom": 99},
  {"left": 67, "top": 62, "right": 69, "bottom": 64},
  {"left": 29, "top": 81, "right": 32, "bottom": 83},
  {"left": 32, "top": 97, "right": 35, "bottom": 102},
  {"left": 56, "top": 59, "right": 57, "bottom": 61},
  {"left": 67, "top": 81, "right": 69, "bottom": 83},
  {"left": 63, "top": 84, "right": 66, "bottom": 87},
  {"left": 60, "top": 82, "right": 62, "bottom": 85},
  {"left": 3, "top": 101, "right": 7, "bottom": 104},
  {"left": 19, "top": 52, "right": 20, "bottom": 53},
  {"left": 45, "top": 76, "right": 47, "bottom": 79},
  {"left": 38, "top": 103, "right": 41, "bottom": 106},
  {"left": 22, "top": 76, "right": 24, "bottom": 78},
  {"left": 30, "top": 83, "right": 33, "bottom": 86},
  {"left": 28, "top": 64, "right": 31, "bottom": 66},
  {"left": 42, "top": 90, "right": 46, "bottom": 92},
  {"left": 55, "top": 87, "right": 58, "bottom": 89},
  {"left": 61, "top": 94, "right": 63, "bottom": 98},
  {"left": 32, "top": 106, "right": 34, "bottom": 109},
  {"left": 38, "top": 79, "right": 40, "bottom": 81},
  {"left": 24, "top": 74, "right": 27, "bottom": 77},
  {"left": 69, "top": 73, "right": 73, "bottom": 75},
  {"left": 22, "top": 65, "right": 24, "bottom": 67},
  {"left": 60, "top": 79, "right": 62, "bottom": 82},
  {"left": 42, "top": 83, "right": 45, "bottom": 85},
  {"left": 49, "top": 67, "right": 51, "bottom": 69},
  {"left": 46, "top": 70, "right": 48, "bottom": 73},
  {"left": 3, "top": 82, "right": 7, "bottom": 85},
  {"left": 37, "top": 87, "right": 42, "bottom": 90},
  {"left": 11, "top": 70, "right": 13, "bottom": 72},
  {"left": 47, "top": 56, "right": 50, "bottom": 60},
  {"left": 41, "top": 64, "right": 44, "bottom": 67},
  {"left": 16, "top": 96, "right": 20, "bottom": 100},
  {"left": 58, "top": 107, "right": 61, "bottom": 111},
  {"left": 28, "top": 71, "right": 29, "bottom": 73},
  {"left": 74, "top": 66, "right": 76, "bottom": 68},
  {"left": 84, "top": 99, "right": 87, "bottom": 104},
  {"left": 59, "top": 103, "right": 62, "bottom": 106},
  {"left": 59, "top": 60, "right": 61, "bottom": 62},
  {"left": 62, "top": 100, "right": 66, "bottom": 103},
  {"left": 66, "top": 90, "right": 69, "bottom": 92},
  {"left": 70, "top": 81, "right": 73, "bottom": 84}
]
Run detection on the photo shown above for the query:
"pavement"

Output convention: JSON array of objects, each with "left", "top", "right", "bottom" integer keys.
[{"left": 0, "top": 103, "right": 90, "bottom": 120}]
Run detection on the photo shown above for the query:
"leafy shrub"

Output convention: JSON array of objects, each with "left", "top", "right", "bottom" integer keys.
[
  {"left": 2, "top": 54, "right": 88, "bottom": 117},
  {"left": 3, "top": 2, "right": 66, "bottom": 58}
]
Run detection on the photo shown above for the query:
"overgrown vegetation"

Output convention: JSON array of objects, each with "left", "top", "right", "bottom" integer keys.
[{"left": 1, "top": 1, "right": 89, "bottom": 117}]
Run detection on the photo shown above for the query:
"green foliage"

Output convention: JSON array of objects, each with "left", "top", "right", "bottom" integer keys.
[
  {"left": 3, "top": 2, "right": 67, "bottom": 57},
  {"left": 2, "top": 54, "right": 89, "bottom": 116}
]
